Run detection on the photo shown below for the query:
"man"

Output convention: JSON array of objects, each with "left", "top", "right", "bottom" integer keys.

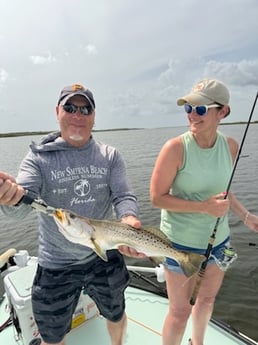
[{"left": 0, "top": 83, "right": 143, "bottom": 345}]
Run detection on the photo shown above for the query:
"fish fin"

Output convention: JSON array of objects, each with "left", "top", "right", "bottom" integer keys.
[
  {"left": 179, "top": 253, "right": 205, "bottom": 277},
  {"left": 92, "top": 239, "right": 108, "bottom": 261},
  {"left": 144, "top": 227, "right": 172, "bottom": 245},
  {"left": 148, "top": 256, "right": 165, "bottom": 266}
]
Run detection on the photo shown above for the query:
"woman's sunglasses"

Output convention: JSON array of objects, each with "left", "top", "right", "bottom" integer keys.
[
  {"left": 63, "top": 104, "right": 93, "bottom": 116},
  {"left": 184, "top": 103, "right": 221, "bottom": 116}
]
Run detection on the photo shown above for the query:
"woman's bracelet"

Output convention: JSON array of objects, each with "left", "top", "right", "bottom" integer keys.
[{"left": 244, "top": 211, "right": 250, "bottom": 225}]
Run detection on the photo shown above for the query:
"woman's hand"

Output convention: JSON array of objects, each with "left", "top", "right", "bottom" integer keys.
[{"left": 203, "top": 192, "right": 230, "bottom": 218}]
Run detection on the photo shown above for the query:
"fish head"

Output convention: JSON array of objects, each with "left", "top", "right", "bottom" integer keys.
[{"left": 53, "top": 209, "right": 95, "bottom": 249}]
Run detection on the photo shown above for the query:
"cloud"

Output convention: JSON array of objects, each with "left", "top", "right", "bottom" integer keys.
[
  {"left": 99, "top": 55, "right": 258, "bottom": 130},
  {"left": 157, "top": 58, "right": 258, "bottom": 90},
  {"left": 29, "top": 51, "right": 57, "bottom": 65},
  {"left": 0, "top": 69, "right": 8, "bottom": 87},
  {"left": 82, "top": 44, "right": 98, "bottom": 56},
  {"left": 1, "top": 0, "right": 258, "bottom": 132},
  {"left": 204, "top": 60, "right": 258, "bottom": 86}
]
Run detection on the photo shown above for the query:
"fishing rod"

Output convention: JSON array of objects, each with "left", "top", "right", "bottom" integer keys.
[{"left": 190, "top": 91, "right": 258, "bottom": 306}]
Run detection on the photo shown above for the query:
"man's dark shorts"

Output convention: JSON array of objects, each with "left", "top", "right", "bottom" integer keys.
[{"left": 32, "top": 250, "right": 129, "bottom": 343}]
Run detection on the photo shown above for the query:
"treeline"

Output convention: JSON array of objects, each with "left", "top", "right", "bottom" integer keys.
[
  {"left": 0, "top": 128, "right": 143, "bottom": 138},
  {"left": 0, "top": 123, "right": 257, "bottom": 138}
]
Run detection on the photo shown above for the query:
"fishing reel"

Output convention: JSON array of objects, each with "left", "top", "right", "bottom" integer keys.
[{"left": 212, "top": 246, "right": 238, "bottom": 272}]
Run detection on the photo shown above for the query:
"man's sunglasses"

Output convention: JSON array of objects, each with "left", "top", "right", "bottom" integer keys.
[
  {"left": 63, "top": 104, "right": 93, "bottom": 116},
  {"left": 184, "top": 103, "right": 221, "bottom": 116}
]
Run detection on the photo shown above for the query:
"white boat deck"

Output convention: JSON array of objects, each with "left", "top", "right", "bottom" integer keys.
[
  {"left": 2, "top": 286, "right": 255, "bottom": 345},
  {"left": 0, "top": 260, "right": 257, "bottom": 345}
]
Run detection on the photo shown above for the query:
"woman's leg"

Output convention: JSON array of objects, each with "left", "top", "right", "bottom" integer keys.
[
  {"left": 191, "top": 264, "right": 224, "bottom": 345},
  {"left": 162, "top": 269, "right": 194, "bottom": 345}
]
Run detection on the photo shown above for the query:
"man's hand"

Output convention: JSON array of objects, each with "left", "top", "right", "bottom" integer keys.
[
  {"left": 0, "top": 172, "right": 24, "bottom": 206},
  {"left": 118, "top": 215, "right": 146, "bottom": 258}
]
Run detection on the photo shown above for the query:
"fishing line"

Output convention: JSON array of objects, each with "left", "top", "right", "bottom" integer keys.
[{"left": 190, "top": 91, "right": 258, "bottom": 306}]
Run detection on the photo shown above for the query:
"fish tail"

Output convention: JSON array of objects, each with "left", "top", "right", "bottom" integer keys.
[{"left": 179, "top": 253, "right": 205, "bottom": 277}]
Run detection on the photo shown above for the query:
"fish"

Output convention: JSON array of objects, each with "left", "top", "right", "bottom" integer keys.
[{"left": 52, "top": 209, "right": 205, "bottom": 277}]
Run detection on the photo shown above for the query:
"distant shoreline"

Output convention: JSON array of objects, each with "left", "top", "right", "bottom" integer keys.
[
  {"left": 0, "top": 122, "right": 257, "bottom": 138},
  {"left": 0, "top": 128, "right": 144, "bottom": 138}
]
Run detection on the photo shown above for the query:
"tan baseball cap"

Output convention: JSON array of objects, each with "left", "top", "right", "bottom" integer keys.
[{"left": 177, "top": 79, "right": 230, "bottom": 106}]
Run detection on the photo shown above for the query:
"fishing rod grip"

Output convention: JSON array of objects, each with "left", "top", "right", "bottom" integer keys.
[
  {"left": 15, "top": 191, "right": 52, "bottom": 215},
  {"left": 15, "top": 191, "right": 35, "bottom": 206},
  {"left": 20, "top": 193, "right": 35, "bottom": 205},
  {"left": 189, "top": 265, "right": 206, "bottom": 305}
]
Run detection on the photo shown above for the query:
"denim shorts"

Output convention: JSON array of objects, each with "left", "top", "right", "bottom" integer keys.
[
  {"left": 165, "top": 237, "right": 230, "bottom": 274},
  {"left": 31, "top": 250, "right": 129, "bottom": 343}
]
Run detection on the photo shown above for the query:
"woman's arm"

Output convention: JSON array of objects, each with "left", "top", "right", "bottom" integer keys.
[{"left": 229, "top": 192, "right": 258, "bottom": 232}]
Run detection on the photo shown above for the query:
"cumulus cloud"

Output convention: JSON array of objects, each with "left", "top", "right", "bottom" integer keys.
[
  {"left": 1, "top": 0, "right": 258, "bottom": 132},
  {"left": 157, "top": 58, "right": 258, "bottom": 90},
  {"left": 29, "top": 51, "right": 57, "bottom": 65},
  {"left": 0, "top": 69, "right": 8, "bottom": 87},
  {"left": 108, "top": 56, "right": 258, "bottom": 129},
  {"left": 204, "top": 60, "right": 258, "bottom": 86},
  {"left": 82, "top": 44, "right": 98, "bottom": 56}
]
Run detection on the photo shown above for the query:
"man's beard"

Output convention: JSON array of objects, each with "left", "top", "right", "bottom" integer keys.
[{"left": 69, "top": 134, "right": 84, "bottom": 141}]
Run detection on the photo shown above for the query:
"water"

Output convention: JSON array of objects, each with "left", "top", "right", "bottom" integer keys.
[{"left": 0, "top": 125, "right": 258, "bottom": 341}]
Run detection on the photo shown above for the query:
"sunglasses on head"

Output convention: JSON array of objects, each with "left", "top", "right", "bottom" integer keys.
[
  {"left": 62, "top": 104, "right": 93, "bottom": 116},
  {"left": 184, "top": 103, "right": 221, "bottom": 116}
]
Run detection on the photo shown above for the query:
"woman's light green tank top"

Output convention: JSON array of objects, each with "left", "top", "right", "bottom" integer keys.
[{"left": 160, "top": 130, "right": 233, "bottom": 249}]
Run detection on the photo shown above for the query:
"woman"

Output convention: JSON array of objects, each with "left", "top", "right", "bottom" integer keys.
[{"left": 150, "top": 78, "right": 258, "bottom": 345}]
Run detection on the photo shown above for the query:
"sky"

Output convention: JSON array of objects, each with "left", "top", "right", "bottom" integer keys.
[{"left": 0, "top": 0, "right": 258, "bottom": 133}]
